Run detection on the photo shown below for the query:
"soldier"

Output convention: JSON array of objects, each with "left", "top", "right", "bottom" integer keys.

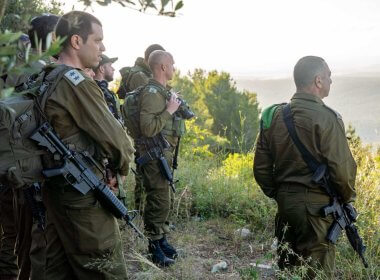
[
  {"left": 0, "top": 187, "right": 18, "bottom": 280},
  {"left": 136, "top": 50, "right": 185, "bottom": 266},
  {"left": 14, "top": 14, "right": 60, "bottom": 280},
  {"left": 94, "top": 54, "right": 122, "bottom": 122},
  {"left": 41, "top": 11, "right": 134, "bottom": 279},
  {"left": 119, "top": 44, "right": 165, "bottom": 212},
  {"left": 93, "top": 54, "right": 127, "bottom": 205},
  {"left": 0, "top": 36, "right": 28, "bottom": 280},
  {"left": 253, "top": 56, "right": 356, "bottom": 278}
]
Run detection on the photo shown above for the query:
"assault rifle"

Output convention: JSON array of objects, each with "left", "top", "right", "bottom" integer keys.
[
  {"left": 30, "top": 122, "right": 145, "bottom": 238},
  {"left": 312, "top": 165, "right": 368, "bottom": 268},
  {"left": 136, "top": 133, "right": 177, "bottom": 193},
  {"left": 282, "top": 104, "right": 368, "bottom": 268}
]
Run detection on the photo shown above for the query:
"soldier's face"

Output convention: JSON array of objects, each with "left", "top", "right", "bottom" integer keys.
[
  {"left": 103, "top": 62, "right": 115, "bottom": 82},
  {"left": 165, "top": 57, "right": 175, "bottom": 81},
  {"left": 320, "top": 64, "right": 332, "bottom": 98},
  {"left": 78, "top": 23, "right": 105, "bottom": 69}
]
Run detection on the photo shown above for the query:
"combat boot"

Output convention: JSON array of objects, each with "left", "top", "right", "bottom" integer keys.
[
  {"left": 159, "top": 236, "right": 178, "bottom": 259},
  {"left": 148, "top": 240, "right": 175, "bottom": 267}
]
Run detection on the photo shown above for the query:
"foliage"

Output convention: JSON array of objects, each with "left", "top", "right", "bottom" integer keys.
[
  {"left": 168, "top": 124, "right": 380, "bottom": 278},
  {"left": 0, "top": 0, "right": 63, "bottom": 32},
  {"left": 78, "top": 0, "right": 184, "bottom": 17},
  {"left": 0, "top": 31, "right": 63, "bottom": 98},
  {"left": 171, "top": 69, "right": 260, "bottom": 153}
]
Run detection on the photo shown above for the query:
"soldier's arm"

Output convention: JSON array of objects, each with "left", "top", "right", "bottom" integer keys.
[
  {"left": 319, "top": 114, "right": 357, "bottom": 203},
  {"left": 139, "top": 91, "right": 172, "bottom": 137},
  {"left": 129, "top": 72, "right": 149, "bottom": 90},
  {"left": 253, "top": 130, "right": 276, "bottom": 198},
  {"left": 61, "top": 78, "right": 135, "bottom": 175}
]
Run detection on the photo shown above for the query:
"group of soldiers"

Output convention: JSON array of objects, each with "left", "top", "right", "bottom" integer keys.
[
  {"left": 1, "top": 10, "right": 184, "bottom": 279},
  {"left": 0, "top": 8, "right": 359, "bottom": 280}
]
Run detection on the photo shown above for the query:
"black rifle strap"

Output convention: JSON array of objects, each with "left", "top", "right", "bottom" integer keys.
[
  {"left": 173, "top": 136, "right": 181, "bottom": 170},
  {"left": 282, "top": 103, "right": 321, "bottom": 172}
]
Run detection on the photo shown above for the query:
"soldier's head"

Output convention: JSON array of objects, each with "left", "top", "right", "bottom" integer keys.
[
  {"left": 93, "top": 54, "right": 117, "bottom": 82},
  {"left": 148, "top": 51, "right": 175, "bottom": 84},
  {"left": 55, "top": 11, "right": 105, "bottom": 69},
  {"left": 293, "top": 56, "right": 332, "bottom": 99},
  {"left": 28, "top": 14, "right": 60, "bottom": 51},
  {"left": 144, "top": 44, "right": 165, "bottom": 64}
]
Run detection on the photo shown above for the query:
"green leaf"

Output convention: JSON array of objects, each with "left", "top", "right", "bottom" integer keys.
[
  {"left": 175, "top": 0, "right": 183, "bottom": 10},
  {"left": 161, "top": 0, "right": 170, "bottom": 8},
  {"left": 0, "top": 87, "right": 15, "bottom": 99},
  {"left": 0, "top": 46, "right": 18, "bottom": 56},
  {"left": 0, "top": 32, "right": 22, "bottom": 45}
]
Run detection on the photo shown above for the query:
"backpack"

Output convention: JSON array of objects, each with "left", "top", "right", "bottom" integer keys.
[
  {"left": 117, "top": 66, "right": 149, "bottom": 99},
  {"left": 120, "top": 85, "right": 146, "bottom": 140},
  {"left": 0, "top": 64, "right": 72, "bottom": 189}
]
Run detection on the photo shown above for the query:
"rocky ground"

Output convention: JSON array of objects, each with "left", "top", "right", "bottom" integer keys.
[{"left": 121, "top": 218, "right": 277, "bottom": 280}]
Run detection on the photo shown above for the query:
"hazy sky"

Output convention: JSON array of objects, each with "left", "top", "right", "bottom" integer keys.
[{"left": 63, "top": 0, "right": 380, "bottom": 78}]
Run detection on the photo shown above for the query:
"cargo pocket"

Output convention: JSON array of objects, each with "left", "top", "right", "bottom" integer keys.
[
  {"left": 64, "top": 193, "right": 117, "bottom": 255},
  {"left": 306, "top": 203, "right": 334, "bottom": 245}
]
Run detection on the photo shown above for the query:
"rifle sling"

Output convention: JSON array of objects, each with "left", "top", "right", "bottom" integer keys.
[{"left": 282, "top": 103, "right": 321, "bottom": 173}]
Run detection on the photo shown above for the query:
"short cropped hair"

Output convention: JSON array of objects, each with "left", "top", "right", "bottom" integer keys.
[
  {"left": 144, "top": 44, "right": 165, "bottom": 62},
  {"left": 148, "top": 50, "right": 172, "bottom": 71},
  {"left": 293, "top": 56, "right": 326, "bottom": 89},
  {"left": 28, "top": 14, "right": 60, "bottom": 50},
  {"left": 55, "top": 11, "right": 102, "bottom": 50}
]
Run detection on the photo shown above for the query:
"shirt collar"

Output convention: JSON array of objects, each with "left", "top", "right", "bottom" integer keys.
[{"left": 291, "top": 92, "right": 324, "bottom": 105}]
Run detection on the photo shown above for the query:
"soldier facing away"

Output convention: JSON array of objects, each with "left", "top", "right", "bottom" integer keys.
[
  {"left": 253, "top": 56, "right": 357, "bottom": 278},
  {"left": 41, "top": 11, "right": 134, "bottom": 279}
]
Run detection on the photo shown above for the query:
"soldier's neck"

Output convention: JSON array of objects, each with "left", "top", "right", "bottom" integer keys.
[
  {"left": 57, "top": 52, "right": 86, "bottom": 70},
  {"left": 153, "top": 76, "right": 167, "bottom": 88}
]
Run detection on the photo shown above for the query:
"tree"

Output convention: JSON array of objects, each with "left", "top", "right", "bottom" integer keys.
[
  {"left": 202, "top": 71, "right": 260, "bottom": 153},
  {"left": 171, "top": 70, "right": 260, "bottom": 153},
  {"left": 0, "top": 0, "right": 63, "bottom": 32},
  {"left": 0, "top": 0, "right": 184, "bottom": 28}
]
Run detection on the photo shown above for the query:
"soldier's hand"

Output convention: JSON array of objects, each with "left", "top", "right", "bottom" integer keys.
[
  {"left": 166, "top": 93, "right": 181, "bottom": 115},
  {"left": 106, "top": 168, "right": 118, "bottom": 194}
]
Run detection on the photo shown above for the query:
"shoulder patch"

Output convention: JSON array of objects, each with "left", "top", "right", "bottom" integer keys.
[
  {"left": 323, "top": 105, "right": 342, "bottom": 120},
  {"left": 64, "top": 69, "right": 85, "bottom": 86},
  {"left": 147, "top": 86, "right": 158, "bottom": 94},
  {"left": 261, "top": 103, "right": 285, "bottom": 129}
]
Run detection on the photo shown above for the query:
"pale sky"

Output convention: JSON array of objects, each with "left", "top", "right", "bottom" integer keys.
[{"left": 63, "top": 0, "right": 380, "bottom": 78}]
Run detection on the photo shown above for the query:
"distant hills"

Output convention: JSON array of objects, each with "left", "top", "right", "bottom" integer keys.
[{"left": 236, "top": 75, "right": 380, "bottom": 144}]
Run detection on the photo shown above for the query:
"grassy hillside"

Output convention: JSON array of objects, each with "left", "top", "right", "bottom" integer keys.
[{"left": 119, "top": 131, "right": 380, "bottom": 279}]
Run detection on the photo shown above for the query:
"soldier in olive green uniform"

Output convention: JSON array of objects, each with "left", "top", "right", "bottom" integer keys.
[
  {"left": 136, "top": 50, "right": 184, "bottom": 266},
  {"left": 93, "top": 54, "right": 127, "bottom": 204},
  {"left": 13, "top": 15, "right": 60, "bottom": 280},
  {"left": 119, "top": 44, "right": 165, "bottom": 212},
  {"left": 254, "top": 56, "right": 356, "bottom": 278},
  {"left": 0, "top": 187, "right": 18, "bottom": 280},
  {"left": 41, "top": 11, "right": 134, "bottom": 279}
]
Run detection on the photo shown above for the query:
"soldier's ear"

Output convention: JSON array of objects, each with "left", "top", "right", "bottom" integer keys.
[
  {"left": 99, "top": 65, "right": 105, "bottom": 73},
  {"left": 315, "top": 75, "right": 323, "bottom": 89},
  {"left": 70, "top": 34, "right": 82, "bottom": 50}
]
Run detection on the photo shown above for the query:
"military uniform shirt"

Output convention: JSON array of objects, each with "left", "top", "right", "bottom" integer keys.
[
  {"left": 254, "top": 92, "right": 356, "bottom": 203},
  {"left": 44, "top": 64, "right": 134, "bottom": 175}
]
